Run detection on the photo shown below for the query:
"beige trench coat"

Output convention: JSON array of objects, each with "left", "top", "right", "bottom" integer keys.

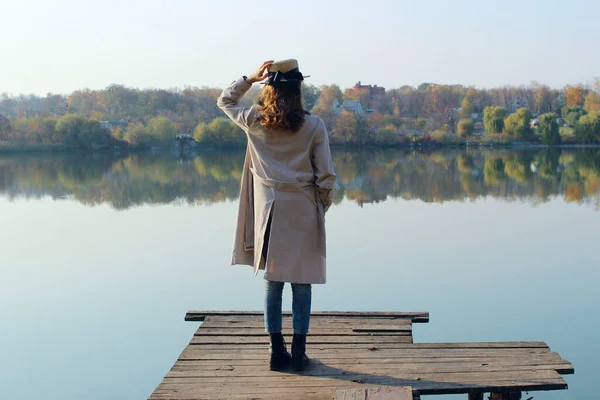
[{"left": 217, "top": 78, "right": 336, "bottom": 284}]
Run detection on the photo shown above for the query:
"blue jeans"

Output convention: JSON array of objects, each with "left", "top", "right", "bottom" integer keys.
[{"left": 264, "top": 280, "right": 312, "bottom": 334}]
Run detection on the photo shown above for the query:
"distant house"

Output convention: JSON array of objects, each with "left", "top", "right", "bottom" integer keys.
[
  {"left": 99, "top": 119, "right": 128, "bottom": 130},
  {"left": 313, "top": 99, "right": 365, "bottom": 116},
  {"left": 530, "top": 118, "right": 539, "bottom": 128},
  {"left": 353, "top": 81, "right": 385, "bottom": 98},
  {"left": 353, "top": 81, "right": 385, "bottom": 110},
  {"left": 340, "top": 100, "right": 365, "bottom": 116}
]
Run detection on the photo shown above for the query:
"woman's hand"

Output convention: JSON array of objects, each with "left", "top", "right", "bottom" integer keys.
[{"left": 247, "top": 60, "right": 274, "bottom": 84}]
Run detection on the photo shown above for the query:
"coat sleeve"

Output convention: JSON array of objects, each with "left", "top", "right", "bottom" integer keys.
[
  {"left": 311, "top": 119, "right": 337, "bottom": 212},
  {"left": 217, "top": 78, "right": 259, "bottom": 130}
]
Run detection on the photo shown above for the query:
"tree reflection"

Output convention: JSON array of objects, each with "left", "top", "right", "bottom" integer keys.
[{"left": 0, "top": 148, "right": 599, "bottom": 209}]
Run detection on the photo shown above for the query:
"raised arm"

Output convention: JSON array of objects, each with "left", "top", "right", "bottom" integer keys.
[
  {"left": 217, "top": 78, "right": 257, "bottom": 130},
  {"left": 311, "top": 119, "right": 337, "bottom": 212},
  {"left": 217, "top": 61, "right": 273, "bottom": 130}
]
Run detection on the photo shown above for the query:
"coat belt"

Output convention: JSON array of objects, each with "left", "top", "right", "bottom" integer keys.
[{"left": 250, "top": 168, "right": 316, "bottom": 192}]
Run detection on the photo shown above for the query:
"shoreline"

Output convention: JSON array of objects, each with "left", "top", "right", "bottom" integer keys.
[{"left": 1, "top": 142, "right": 599, "bottom": 155}]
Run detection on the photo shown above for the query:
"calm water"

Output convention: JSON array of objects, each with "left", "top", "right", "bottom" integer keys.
[{"left": 1, "top": 148, "right": 598, "bottom": 399}]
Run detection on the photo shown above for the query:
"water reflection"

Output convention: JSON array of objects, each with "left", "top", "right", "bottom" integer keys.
[{"left": 1, "top": 148, "right": 599, "bottom": 209}]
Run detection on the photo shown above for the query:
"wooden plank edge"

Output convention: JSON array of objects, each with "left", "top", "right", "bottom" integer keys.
[{"left": 186, "top": 310, "right": 430, "bottom": 323}]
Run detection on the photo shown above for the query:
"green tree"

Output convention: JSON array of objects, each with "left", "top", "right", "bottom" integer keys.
[
  {"left": 147, "top": 116, "right": 177, "bottom": 142},
  {"left": 193, "top": 117, "right": 245, "bottom": 146},
  {"left": 302, "top": 83, "right": 321, "bottom": 110},
  {"left": 55, "top": 114, "right": 89, "bottom": 146},
  {"left": 561, "top": 106, "right": 587, "bottom": 127},
  {"left": 504, "top": 108, "right": 533, "bottom": 140},
  {"left": 576, "top": 112, "right": 600, "bottom": 144},
  {"left": 538, "top": 113, "right": 561, "bottom": 145},
  {"left": 483, "top": 106, "right": 508, "bottom": 134},
  {"left": 124, "top": 123, "right": 150, "bottom": 146},
  {"left": 0, "top": 115, "right": 12, "bottom": 140},
  {"left": 457, "top": 118, "right": 473, "bottom": 138},
  {"left": 55, "top": 114, "right": 113, "bottom": 147},
  {"left": 373, "top": 126, "right": 398, "bottom": 145}
]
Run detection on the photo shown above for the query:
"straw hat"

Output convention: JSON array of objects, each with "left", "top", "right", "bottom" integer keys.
[
  {"left": 264, "top": 59, "right": 309, "bottom": 86},
  {"left": 268, "top": 59, "right": 301, "bottom": 74}
]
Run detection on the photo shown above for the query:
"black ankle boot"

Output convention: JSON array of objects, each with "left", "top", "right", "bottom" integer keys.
[
  {"left": 292, "top": 333, "right": 310, "bottom": 371},
  {"left": 269, "top": 332, "right": 291, "bottom": 371}
]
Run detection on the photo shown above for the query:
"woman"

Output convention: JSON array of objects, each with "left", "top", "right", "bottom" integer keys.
[{"left": 217, "top": 60, "right": 336, "bottom": 371}]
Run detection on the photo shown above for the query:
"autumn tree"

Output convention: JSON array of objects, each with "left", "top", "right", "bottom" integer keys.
[
  {"left": 457, "top": 118, "right": 473, "bottom": 138},
  {"left": 532, "top": 83, "right": 553, "bottom": 113},
  {"left": 538, "top": 113, "right": 561, "bottom": 145},
  {"left": 483, "top": 106, "right": 507, "bottom": 134},
  {"left": 313, "top": 85, "right": 342, "bottom": 114},
  {"left": 504, "top": 108, "right": 533, "bottom": 140},
  {"left": 565, "top": 86, "right": 586, "bottom": 107},
  {"left": 460, "top": 88, "right": 480, "bottom": 119},
  {"left": 343, "top": 87, "right": 371, "bottom": 108},
  {"left": 332, "top": 111, "right": 368, "bottom": 144},
  {"left": 312, "top": 84, "right": 343, "bottom": 128},
  {"left": 382, "top": 115, "right": 405, "bottom": 133},
  {"left": 584, "top": 91, "right": 600, "bottom": 113}
]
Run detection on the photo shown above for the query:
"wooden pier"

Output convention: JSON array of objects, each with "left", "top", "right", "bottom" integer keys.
[{"left": 149, "top": 311, "right": 573, "bottom": 400}]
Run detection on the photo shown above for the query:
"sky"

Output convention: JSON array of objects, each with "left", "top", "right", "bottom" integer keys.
[{"left": 1, "top": 0, "right": 599, "bottom": 95}]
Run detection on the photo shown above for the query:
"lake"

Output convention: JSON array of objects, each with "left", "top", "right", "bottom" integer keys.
[{"left": 1, "top": 148, "right": 598, "bottom": 399}]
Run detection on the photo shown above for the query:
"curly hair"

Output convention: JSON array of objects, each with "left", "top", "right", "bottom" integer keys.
[{"left": 255, "top": 82, "right": 308, "bottom": 132}]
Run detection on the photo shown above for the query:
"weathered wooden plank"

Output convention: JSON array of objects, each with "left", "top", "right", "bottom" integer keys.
[
  {"left": 336, "top": 387, "right": 413, "bottom": 400},
  {"left": 174, "top": 353, "right": 570, "bottom": 367},
  {"left": 168, "top": 360, "right": 574, "bottom": 376},
  {"left": 179, "top": 348, "right": 558, "bottom": 360},
  {"left": 199, "top": 316, "right": 414, "bottom": 326},
  {"left": 153, "top": 370, "right": 566, "bottom": 394},
  {"left": 159, "top": 369, "right": 563, "bottom": 384},
  {"left": 189, "top": 334, "right": 413, "bottom": 345},
  {"left": 336, "top": 387, "right": 366, "bottom": 400},
  {"left": 182, "top": 341, "right": 549, "bottom": 351},
  {"left": 202, "top": 316, "right": 412, "bottom": 327},
  {"left": 193, "top": 328, "right": 412, "bottom": 336},
  {"left": 186, "top": 310, "right": 430, "bottom": 323},
  {"left": 198, "top": 319, "right": 413, "bottom": 330}
]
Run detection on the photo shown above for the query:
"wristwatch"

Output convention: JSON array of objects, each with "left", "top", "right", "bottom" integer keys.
[{"left": 242, "top": 75, "right": 248, "bottom": 82}]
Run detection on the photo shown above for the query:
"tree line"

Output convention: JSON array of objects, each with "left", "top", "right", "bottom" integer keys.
[{"left": 1, "top": 79, "right": 600, "bottom": 148}]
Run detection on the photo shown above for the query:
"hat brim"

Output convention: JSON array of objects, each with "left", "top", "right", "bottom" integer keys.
[{"left": 260, "top": 75, "right": 311, "bottom": 84}]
